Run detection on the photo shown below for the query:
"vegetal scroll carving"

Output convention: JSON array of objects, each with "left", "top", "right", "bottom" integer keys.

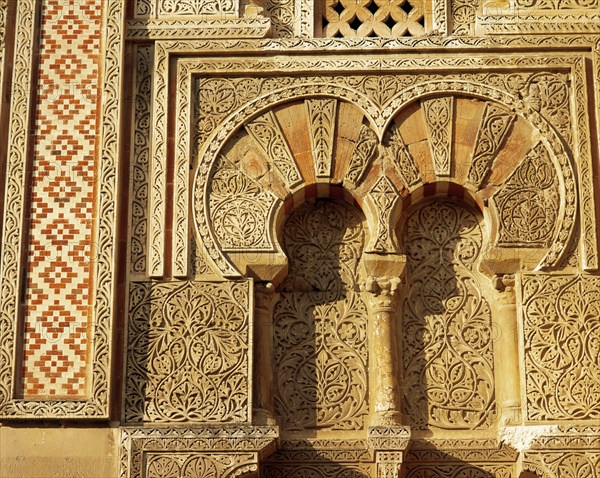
[
  {"left": 422, "top": 96, "right": 453, "bottom": 177},
  {"left": 146, "top": 452, "right": 256, "bottom": 478},
  {"left": 367, "top": 176, "right": 400, "bottom": 253},
  {"left": 468, "top": 103, "right": 516, "bottom": 188},
  {"left": 514, "top": 0, "right": 597, "bottom": 9},
  {"left": 345, "top": 124, "right": 379, "bottom": 187},
  {"left": 263, "top": 463, "right": 372, "bottom": 478},
  {"left": 521, "top": 274, "right": 600, "bottom": 421},
  {"left": 524, "top": 73, "right": 571, "bottom": 145},
  {"left": 493, "top": 142, "right": 559, "bottom": 247},
  {"left": 245, "top": 110, "right": 303, "bottom": 189},
  {"left": 125, "top": 281, "right": 251, "bottom": 423},
  {"left": 274, "top": 201, "right": 368, "bottom": 431},
  {"left": 209, "top": 154, "right": 278, "bottom": 251},
  {"left": 307, "top": 98, "right": 337, "bottom": 178},
  {"left": 452, "top": 0, "right": 478, "bottom": 36},
  {"left": 401, "top": 199, "right": 496, "bottom": 430},
  {"left": 130, "top": 45, "right": 153, "bottom": 275},
  {"left": 384, "top": 123, "right": 420, "bottom": 188}
]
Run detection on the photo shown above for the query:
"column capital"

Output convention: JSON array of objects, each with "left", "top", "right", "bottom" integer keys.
[{"left": 365, "top": 276, "right": 402, "bottom": 311}]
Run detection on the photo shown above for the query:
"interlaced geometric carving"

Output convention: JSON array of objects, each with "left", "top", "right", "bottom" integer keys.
[
  {"left": 401, "top": 199, "right": 496, "bottom": 430},
  {"left": 322, "top": 0, "right": 427, "bottom": 38},
  {"left": 274, "top": 201, "right": 368, "bottom": 431}
]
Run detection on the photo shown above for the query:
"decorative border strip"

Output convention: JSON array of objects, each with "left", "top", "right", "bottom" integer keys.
[
  {"left": 571, "top": 57, "right": 598, "bottom": 270},
  {"left": 0, "top": 0, "right": 124, "bottom": 418},
  {"left": 0, "top": 0, "right": 38, "bottom": 415},
  {"left": 480, "top": 12, "right": 600, "bottom": 35},
  {"left": 125, "top": 17, "right": 271, "bottom": 40},
  {"left": 128, "top": 44, "right": 154, "bottom": 278},
  {"left": 120, "top": 426, "right": 278, "bottom": 478}
]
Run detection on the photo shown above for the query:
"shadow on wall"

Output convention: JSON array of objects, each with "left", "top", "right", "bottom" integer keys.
[
  {"left": 399, "top": 197, "right": 497, "bottom": 432},
  {"left": 272, "top": 198, "right": 369, "bottom": 432}
]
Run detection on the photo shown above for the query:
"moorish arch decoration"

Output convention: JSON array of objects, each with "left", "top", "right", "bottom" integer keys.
[
  {"left": 193, "top": 87, "right": 576, "bottom": 279},
  {"left": 273, "top": 199, "right": 369, "bottom": 432},
  {"left": 399, "top": 195, "right": 496, "bottom": 430}
]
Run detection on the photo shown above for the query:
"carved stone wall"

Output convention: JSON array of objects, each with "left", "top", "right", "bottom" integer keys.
[
  {"left": 2, "top": 0, "right": 600, "bottom": 476},
  {"left": 274, "top": 200, "right": 369, "bottom": 432},
  {"left": 401, "top": 198, "right": 496, "bottom": 430},
  {"left": 124, "top": 280, "right": 252, "bottom": 423}
]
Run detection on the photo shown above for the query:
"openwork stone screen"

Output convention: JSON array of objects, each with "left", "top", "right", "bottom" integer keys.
[{"left": 321, "top": 0, "right": 428, "bottom": 37}]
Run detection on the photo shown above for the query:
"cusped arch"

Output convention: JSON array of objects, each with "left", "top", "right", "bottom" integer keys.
[{"left": 380, "top": 87, "right": 576, "bottom": 271}]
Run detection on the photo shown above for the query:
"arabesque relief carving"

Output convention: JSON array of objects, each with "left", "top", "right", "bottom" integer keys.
[
  {"left": 422, "top": 96, "right": 453, "bottom": 177},
  {"left": 274, "top": 200, "right": 369, "bottom": 431},
  {"left": 401, "top": 198, "right": 496, "bottom": 430},
  {"left": 209, "top": 153, "right": 279, "bottom": 251},
  {"left": 467, "top": 102, "right": 516, "bottom": 188},
  {"left": 129, "top": 45, "right": 153, "bottom": 276},
  {"left": 125, "top": 281, "right": 252, "bottom": 423},
  {"left": 5, "top": 0, "right": 600, "bottom": 475},
  {"left": 493, "top": 142, "right": 559, "bottom": 247},
  {"left": 521, "top": 274, "right": 600, "bottom": 421}
]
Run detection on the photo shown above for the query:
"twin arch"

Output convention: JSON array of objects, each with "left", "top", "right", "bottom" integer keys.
[{"left": 194, "top": 85, "right": 576, "bottom": 279}]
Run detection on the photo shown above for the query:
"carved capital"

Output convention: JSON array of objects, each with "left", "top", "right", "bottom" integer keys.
[
  {"left": 494, "top": 273, "right": 516, "bottom": 305},
  {"left": 365, "top": 275, "right": 402, "bottom": 311}
]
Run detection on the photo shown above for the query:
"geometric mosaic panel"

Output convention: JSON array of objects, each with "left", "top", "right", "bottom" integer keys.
[{"left": 22, "top": 0, "right": 102, "bottom": 398}]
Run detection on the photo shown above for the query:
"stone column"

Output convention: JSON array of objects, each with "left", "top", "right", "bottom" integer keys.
[
  {"left": 495, "top": 274, "right": 522, "bottom": 425},
  {"left": 365, "top": 275, "right": 403, "bottom": 426},
  {"left": 253, "top": 282, "right": 276, "bottom": 425}
]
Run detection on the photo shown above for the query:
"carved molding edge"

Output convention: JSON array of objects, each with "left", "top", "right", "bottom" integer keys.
[
  {"left": 522, "top": 426, "right": 600, "bottom": 478},
  {"left": 119, "top": 426, "right": 278, "bottom": 478},
  {"left": 572, "top": 56, "right": 598, "bottom": 271},
  {"left": 125, "top": 17, "right": 271, "bottom": 40},
  {"left": 0, "top": 0, "right": 123, "bottom": 418},
  {"left": 480, "top": 12, "right": 600, "bottom": 35},
  {"left": 0, "top": 0, "right": 37, "bottom": 417}
]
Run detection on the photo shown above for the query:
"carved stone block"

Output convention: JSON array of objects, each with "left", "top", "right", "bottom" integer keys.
[
  {"left": 520, "top": 274, "right": 600, "bottom": 421},
  {"left": 124, "top": 280, "right": 253, "bottom": 423}
]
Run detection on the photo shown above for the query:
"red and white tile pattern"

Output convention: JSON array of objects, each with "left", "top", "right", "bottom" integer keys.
[{"left": 22, "top": 0, "right": 101, "bottom": 397}]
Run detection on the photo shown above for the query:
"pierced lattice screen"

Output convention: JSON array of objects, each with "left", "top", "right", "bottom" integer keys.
[{"left": 321, "top": 0, "right": 428, "bottom": 37}]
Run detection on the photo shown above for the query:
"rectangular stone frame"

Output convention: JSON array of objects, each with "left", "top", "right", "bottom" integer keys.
[
  {"left": 119, "top": 426, "right": 278, "bottom": 478},
  {"left": 0, "top": 0, "right": 124, "bottom": 418},
  {"left": 140, "top": 37, "right": 600, "bottom": 280}
]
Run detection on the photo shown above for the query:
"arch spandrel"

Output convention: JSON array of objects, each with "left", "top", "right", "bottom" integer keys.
[{"left": 194, "top": 83, "right": 577, "bottom": 279}]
